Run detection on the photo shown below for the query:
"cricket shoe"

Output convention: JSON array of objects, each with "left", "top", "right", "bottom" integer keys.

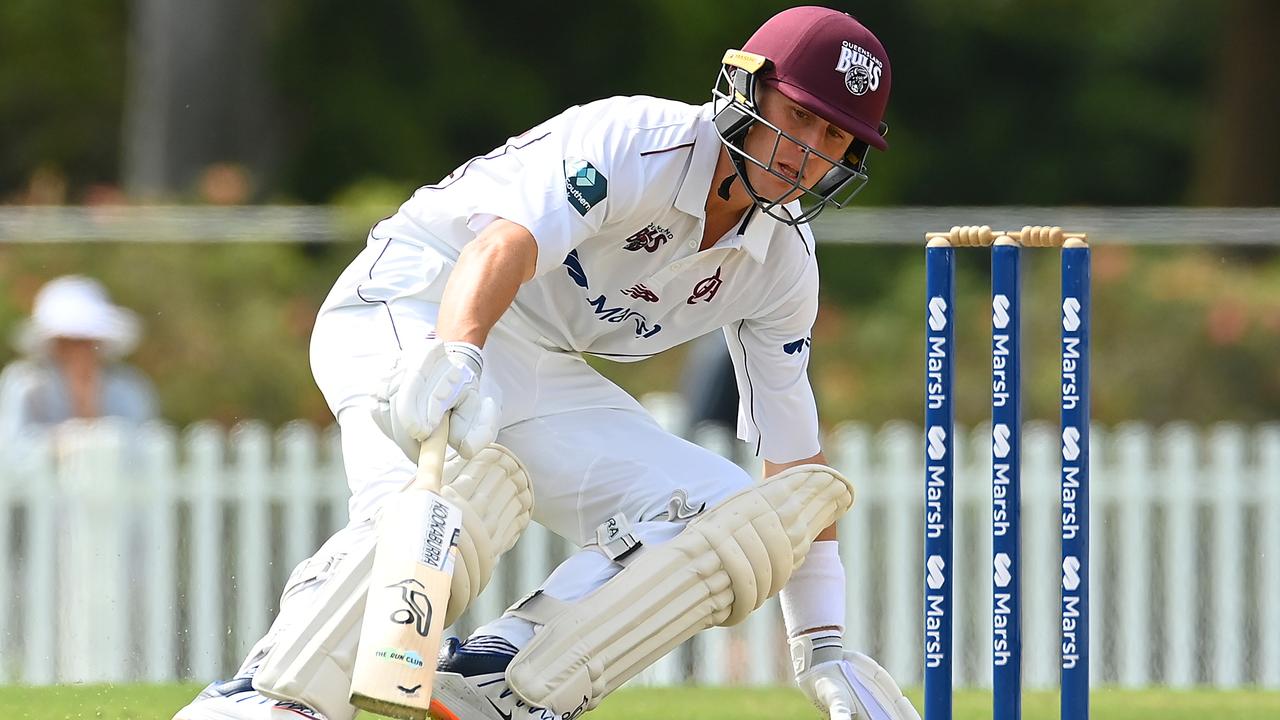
[
  {"left": 429, "top": 635, "right": 584, "bottom": 720},
  {"left": 172, "top": 674, "right": 327, "bottom": 720}
]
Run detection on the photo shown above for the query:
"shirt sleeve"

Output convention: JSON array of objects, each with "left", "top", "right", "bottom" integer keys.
[
  {"left": 465, "top": 104, "right": 642, "bottom": 279},
  {"left": 723, "top": 264, "right": 822, "bottom": 464}
]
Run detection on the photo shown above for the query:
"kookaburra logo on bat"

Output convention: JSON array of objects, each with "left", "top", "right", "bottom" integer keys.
[{"left": 388, "top": 578, "right": 433, "bottom": 637}]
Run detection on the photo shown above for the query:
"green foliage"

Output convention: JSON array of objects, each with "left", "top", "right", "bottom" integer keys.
[
  {"left": 0, "top": 1, "right": 1225, "bottom": 204},
  {"left": 0, "top": 0, "right": 127, "bottom": 199},
  {"left": 812, "top": 243, "right": 1280, "bottom": 427},
  {"left": 0, "top": 241, "right": 352, "bottom": 427},
  {"left": 1, "top": 240, "right": 1276, "bottom": 428}
]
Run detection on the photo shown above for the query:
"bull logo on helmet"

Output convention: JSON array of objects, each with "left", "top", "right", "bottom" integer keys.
[
  {"left": 844, "top": 65, "right": 872, "bottom": 96},
  {"left": 835, "top": 40, "right": 883, "bottom": 96}
]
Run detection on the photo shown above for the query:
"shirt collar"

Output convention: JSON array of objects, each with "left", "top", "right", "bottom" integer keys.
[
  {"left": 673, "top": 103, "right": 722, "bottom": 218},
  {"left": 739, "top": 206, "right": 780, "bottom": 263},
  {"left": 676, "top": 103, "right": 787, "bottom": 264}
]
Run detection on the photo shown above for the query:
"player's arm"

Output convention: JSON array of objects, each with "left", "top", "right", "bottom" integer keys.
[{"left": 435, "top": 218, "right": 538, "bottom": 347}]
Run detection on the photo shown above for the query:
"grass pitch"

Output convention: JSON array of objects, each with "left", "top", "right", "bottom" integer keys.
[{"left": 0, "top": 683, "right": 1277, "bottom": 719}]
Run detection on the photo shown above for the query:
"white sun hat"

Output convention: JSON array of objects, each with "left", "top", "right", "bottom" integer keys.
[{"left": 13, "top": 275, "right": 141, "bottom": 360}]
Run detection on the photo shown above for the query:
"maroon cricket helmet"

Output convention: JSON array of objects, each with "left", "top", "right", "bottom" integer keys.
[{"left": 744, "top": 6, "right": 891, "bottom": 150}]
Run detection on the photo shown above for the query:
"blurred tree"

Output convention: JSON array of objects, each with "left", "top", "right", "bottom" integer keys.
[
  {"left": 0, "top": 0, "right": 1251, "bottom": 207},
  {"left": 123, "top": 0, "right": 281, "bottom": 200},
  {"left": 0, "top": 0, "right": 127, "bottom": 201},
  {"left": 1192, "top": 0, "right": 1280, "bottom": 205}
]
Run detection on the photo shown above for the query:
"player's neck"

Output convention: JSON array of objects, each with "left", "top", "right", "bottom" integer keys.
[{"left": 701, "top": 148, "right": 753, "bottom": 250}]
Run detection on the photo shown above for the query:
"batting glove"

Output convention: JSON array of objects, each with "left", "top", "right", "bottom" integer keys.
[
  {"left": 791, "top": 632, "right": 921, "bottom": 720},
  {"left": 388, "top": 340, "right": 500, "bottom": 459}
]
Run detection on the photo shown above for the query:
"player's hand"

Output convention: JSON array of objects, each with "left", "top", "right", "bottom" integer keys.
[
  {"left": 796, "top": 657, "right": 858, "bottom": 720},
  {"left": 387, "top": 340, "right": 499, "bottom": 458},
  {"left": 793, "top": 643, "right": 921, "bottom": 720}
]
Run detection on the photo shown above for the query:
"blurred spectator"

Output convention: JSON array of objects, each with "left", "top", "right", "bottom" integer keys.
[{"left": 0, "top": 276, "right": 157, "bottom": 445}]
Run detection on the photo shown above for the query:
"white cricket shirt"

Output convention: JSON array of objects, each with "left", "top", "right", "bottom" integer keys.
[{"left": 373, "top": 96, "right": 823, "bottom": 463}]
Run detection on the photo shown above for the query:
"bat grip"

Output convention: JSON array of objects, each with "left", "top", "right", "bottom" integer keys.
[{"left": 415, "top": 413, "right": 450, "bottom": 493}]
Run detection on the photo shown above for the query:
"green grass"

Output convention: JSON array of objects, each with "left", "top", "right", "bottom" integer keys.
[{"left": 1, "top": 684, "right": 1278, "bottom": 719}]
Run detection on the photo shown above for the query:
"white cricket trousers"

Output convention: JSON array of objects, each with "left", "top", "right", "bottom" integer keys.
[{"left": 236, "top": 237, "right": 752, "bottom": 672}]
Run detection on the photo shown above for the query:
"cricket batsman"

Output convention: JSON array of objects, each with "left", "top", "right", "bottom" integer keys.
[{"left": 176, "top": 6, "right": 920, "bottom": 720}]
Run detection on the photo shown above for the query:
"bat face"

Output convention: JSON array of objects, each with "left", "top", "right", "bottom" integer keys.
[{"left": 350, "top": 490, "right": 463, "bottom": 719}]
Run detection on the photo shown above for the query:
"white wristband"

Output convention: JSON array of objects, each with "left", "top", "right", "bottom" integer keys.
[
  {"left": 444, "top": 340, "right": 484, "bottom": 375},
  {"left": 780, "top": 540, "right": 845, "bottom": 639}
]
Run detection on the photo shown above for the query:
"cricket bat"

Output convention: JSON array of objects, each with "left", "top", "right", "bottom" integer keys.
[{"left": 350, "top": 414, "right": 463, "bottom": 720}]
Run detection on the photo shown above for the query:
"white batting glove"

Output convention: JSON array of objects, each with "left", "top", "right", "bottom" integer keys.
[
  {"left": 387, "top": 340, "right": 500, "bottom": 459},
  {"left": 791, "top": 632, "right": 921, "bottom": 720}
]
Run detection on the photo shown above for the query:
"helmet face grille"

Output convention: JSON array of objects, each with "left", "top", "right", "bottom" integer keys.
[{"left": 710, "top": 62, "right": 872, "bottom": 226}]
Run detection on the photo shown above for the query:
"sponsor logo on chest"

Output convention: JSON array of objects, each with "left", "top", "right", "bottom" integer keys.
[
  {"left": 563, "top": 158, "right": 608, "bottom": 216},
  {"left": 562, "top": 250, "right": 663, "bottom": 338},
  {"left": 622, "top": 223, "right": 673, "bottom": 253}
]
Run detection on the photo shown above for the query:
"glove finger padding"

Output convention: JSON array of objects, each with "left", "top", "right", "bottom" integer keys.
[
  {"left": 813, "top": 675, "right": 854, "bottom": 720},
  {"left": 448, "top": 389, "right": 501, "bottom": 459},
  {"left": 387, "top": 340, "right": 498, "bottom": 459},
  {"left": 794, "top": 646, "right": 922, "bottom": 720}
]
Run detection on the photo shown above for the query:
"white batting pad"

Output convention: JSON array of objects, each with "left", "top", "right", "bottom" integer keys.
[
  {"left": 254, "top": 444, "right": 532, "bottom": 719},
  {"left": 506, "top": 464, "right": 854, "bottom": 715}
]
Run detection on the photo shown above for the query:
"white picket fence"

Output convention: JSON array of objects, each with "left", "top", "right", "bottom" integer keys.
[{"left": 1, "top": 399, "right": 1278, "bottom": 690}]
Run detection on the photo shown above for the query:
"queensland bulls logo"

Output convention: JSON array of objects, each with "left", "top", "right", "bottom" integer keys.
[
  {"left": 686, "top": 267, "right": 723, "bottom": 304},
  {"left": 623, "top": 223, "right": 673, "bottom": 253}
]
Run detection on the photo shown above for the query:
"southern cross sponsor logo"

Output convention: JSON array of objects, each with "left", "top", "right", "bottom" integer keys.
[
  {"left": 623, "top": 284, "right": 659, "bottom": 302},
  {"left": 687, "top": 266, "right": 724, "bottom": 304},
  {"left": 1062, "top": 427, "right": 1081, "bottom": 461},
  {"left": 782, "top": 337, "right": 812, "bottom": 355},
  {"left": 622, "top": 223, "right": 673, "bottom": 253},
  {"left": 993, "top": 294, "right": 1011, "bottom": 329},
  {"left": 927, "top": 426, "right": 947, "bottom": 461},
  {"left": 994, "top": 552, "right": 1013, "bottom": 588},
  {"left": 993, "top": 424, "right": 1012, "bottom": 459},
  {"left": 563, "top": 158, "right": 607, "bottom": 216},
  {"left": 1063, "top": 297, "right": 1082, "bottom": 331},
  {"left": 835, "top": 40, "right": 883, "bottom": 96},
  {"left": 928, "top": 296, "right": 948, "bottom": 331},
  {"left": 926, "top": 555, "right": 946, "bottom": 590}
]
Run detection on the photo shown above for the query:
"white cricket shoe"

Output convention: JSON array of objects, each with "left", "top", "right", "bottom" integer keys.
[
  {"left": 172, "top": 675, "right": 327, "bottom": 720},
  {"left": 429, "top": 636, "right": 583, "bottom": 720}
]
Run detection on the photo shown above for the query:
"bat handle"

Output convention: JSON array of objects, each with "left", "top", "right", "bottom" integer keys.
[{"left": 416, "top": 413, "right": 450, "bottom": 493}]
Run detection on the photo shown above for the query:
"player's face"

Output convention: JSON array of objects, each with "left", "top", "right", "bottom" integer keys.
[{"left": 742, "top": 85, "right": 855, "bottom": 204}]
